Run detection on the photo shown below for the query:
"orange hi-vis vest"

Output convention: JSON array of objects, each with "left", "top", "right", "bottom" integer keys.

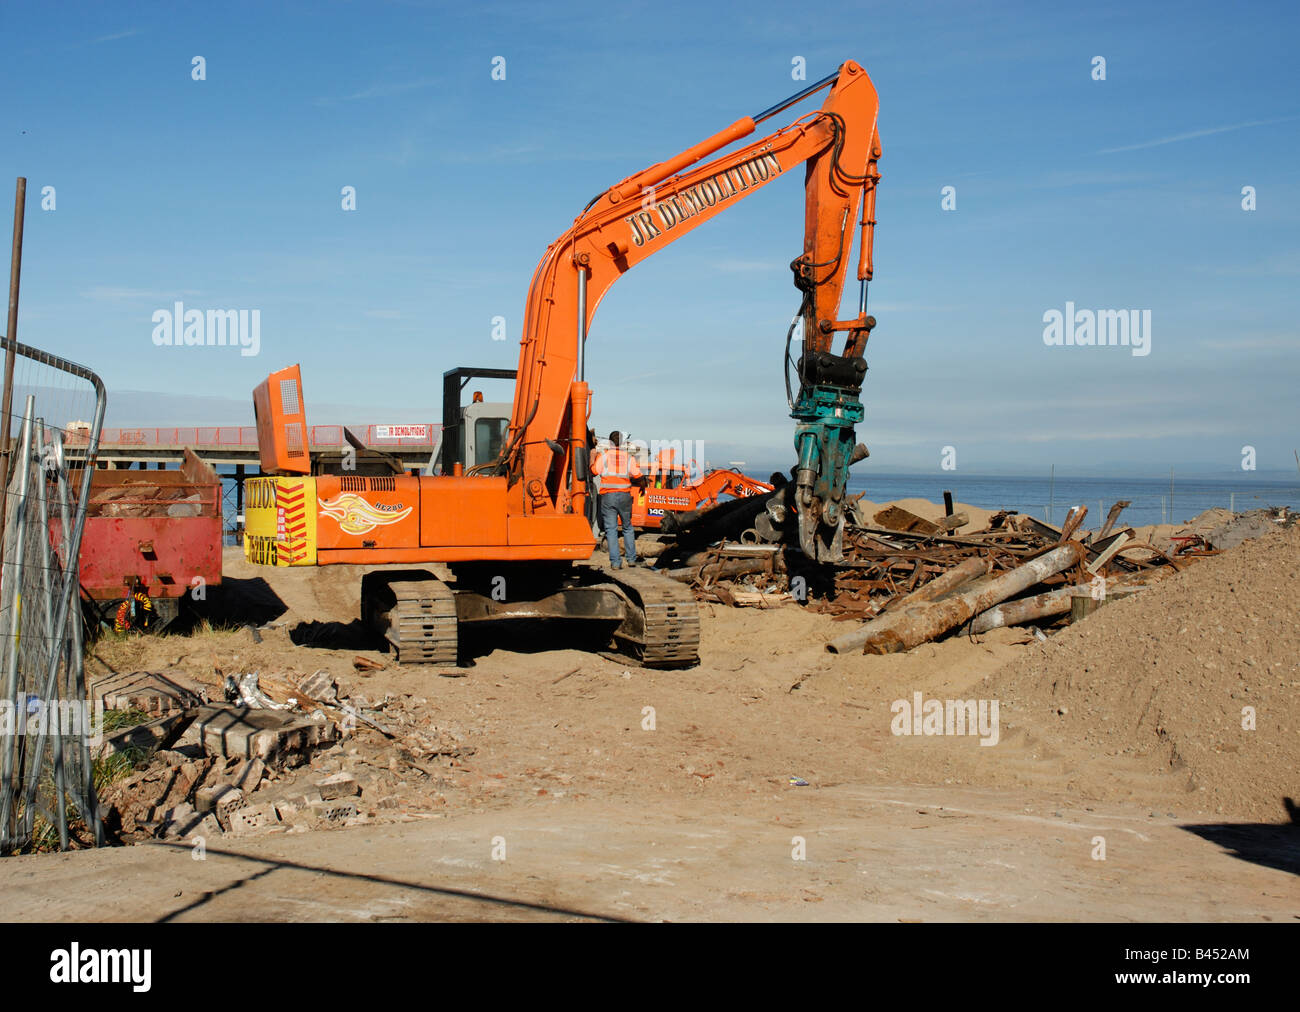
[{"left": 592, "top": 447, "right": 641, "bottom": 493}]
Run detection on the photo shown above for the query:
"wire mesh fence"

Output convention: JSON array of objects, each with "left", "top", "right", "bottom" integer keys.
[
  {"left": 1040, "top": 488, "right": 1300, "bottom": 527},
  {"left": 0, "top": 336, "right": 106, "bottom": 853}
]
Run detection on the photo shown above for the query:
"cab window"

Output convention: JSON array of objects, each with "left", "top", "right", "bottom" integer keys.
[{"left": 474, "top": 417, "right": 508, "bottom": 466}]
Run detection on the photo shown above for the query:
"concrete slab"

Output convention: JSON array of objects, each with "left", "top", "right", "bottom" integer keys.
[
  {"left": 193, "top": 705, "right": 336, "bottom": 769},
  {"left": 88, "top": 669, "right": 207, "bottom": 716}
]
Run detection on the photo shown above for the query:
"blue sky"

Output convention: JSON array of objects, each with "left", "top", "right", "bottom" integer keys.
[{"left": 2, "top": 0, "right": 1297, "bottom": 476}]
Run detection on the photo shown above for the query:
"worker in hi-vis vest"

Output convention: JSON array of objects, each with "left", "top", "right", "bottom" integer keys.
[{"left": 591, "top": 431, "right": 644, "bottom": 569}]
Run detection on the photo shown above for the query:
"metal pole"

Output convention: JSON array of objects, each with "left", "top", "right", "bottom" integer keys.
[
  {"left": 752, "top": 69, "right": 839, "bottom": 124},
  {"left": 23, "top": 419, "right": 67, "bottom": 848},
  {"left": 0, "top": 398, "right": 34, "bottom": 850},
  {"left": 58, "top": 445, "right": 98, "bottom": 846},
  {"left": 0, "top": 178, "right": 27, "bottom": 559},
  {"left": 51, "top": 426, "right": 78, "bottom": 848},
  {"left": 23, "top": 386, "right": 105, "bottom": 849}
]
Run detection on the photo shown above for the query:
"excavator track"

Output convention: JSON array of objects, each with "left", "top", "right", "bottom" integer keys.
[
  {"left": 364, "top": 567, "right": 696, "bottom": 668},
  {"left": 389, "top": 579, "right": 458, "bottom": 664},
  {"left": 362, "top": 572, "right": 458, "bottom": 666},
  {"left": 597, "top": 565, "right": 700, "bottom": 668}
]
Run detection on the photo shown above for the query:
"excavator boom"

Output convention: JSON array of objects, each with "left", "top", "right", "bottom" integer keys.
[{"left": 505, "top": 61, "right": 881, "bottom": 560}]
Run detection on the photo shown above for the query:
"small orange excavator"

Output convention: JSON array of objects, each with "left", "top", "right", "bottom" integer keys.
[
  {"left": 245, "top": 61, "right": 883, "bottom": 668},
  {"left": 629, "top": 450, "right": 774, "bottom": 531}
]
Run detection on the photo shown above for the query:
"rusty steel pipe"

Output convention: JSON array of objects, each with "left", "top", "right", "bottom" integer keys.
[
  {"left": 884, "top": 554, "right": 990, "bottom": 613},
  {"left": 969, "top": 568, "right": 1165, "bottom": 634},
  {"left": 966, "top": 580, "right": 1095, "bottom": 634}
]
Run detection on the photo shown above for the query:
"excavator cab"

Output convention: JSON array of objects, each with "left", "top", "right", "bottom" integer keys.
[
  {"left": 464, "top": 407, "right": 508, "bottom": 469},
  {"left": 439, "top": 367, "right": 515, "bottom": 473},
  {"left": 648, "top": 447, "right": 686, "bottom": 490}
]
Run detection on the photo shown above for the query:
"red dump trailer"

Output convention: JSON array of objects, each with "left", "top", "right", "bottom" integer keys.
[{"left": 70, "top": 449, "right": 222, "bottom": 630}]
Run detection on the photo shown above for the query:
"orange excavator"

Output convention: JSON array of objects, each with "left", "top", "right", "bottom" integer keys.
[
  {"left": 245, "top": 60, "right": 882, "bottom": 668},
  {"left": 629, "top": 451, "right": 774, "bottom": 531}
]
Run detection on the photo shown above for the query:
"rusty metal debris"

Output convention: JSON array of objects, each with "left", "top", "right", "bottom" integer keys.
[
  {"left": 827, "top": 542, "right": 1085, "bottom": 654},
  {"left": 661, "top": 498, "right": 1194, "bottom": 652}
]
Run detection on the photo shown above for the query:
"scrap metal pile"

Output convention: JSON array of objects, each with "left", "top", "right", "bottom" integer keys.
[{"left": 654, "top": 498, "right": 1190, "bottom": 654}]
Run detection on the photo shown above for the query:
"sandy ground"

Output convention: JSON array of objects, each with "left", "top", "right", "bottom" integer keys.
[{"left": 1, "top": 519, "right": 1296, "bottom": 922}]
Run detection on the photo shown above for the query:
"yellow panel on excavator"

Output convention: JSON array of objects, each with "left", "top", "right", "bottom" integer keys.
[{"left": 243, "top": 476, "right": 317, "bottom": 566}]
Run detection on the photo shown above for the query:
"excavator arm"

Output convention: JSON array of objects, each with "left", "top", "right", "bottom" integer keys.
[
  {"left": 504, "top": 61, "right": 882, "bottom": 561},
  {"left": 682, "top": 467, "right": 776, "bottom": 505}
]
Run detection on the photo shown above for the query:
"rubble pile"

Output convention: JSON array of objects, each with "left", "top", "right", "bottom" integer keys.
[
  {"left": 86, "top": 483, "right": 207, "bottom": 519},
  {"left": 1185, "top": 506, "right": 1297, "bottom": 552},
  {"left": 94, "top": 669, "right": 472, "bottom": 844}
]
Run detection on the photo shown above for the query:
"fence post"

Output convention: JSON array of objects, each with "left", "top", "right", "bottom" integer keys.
[
  {"left": 0, "top": 398, "right": 35, "bottom": 848},
  {"left": 0, "top": 178, "right": 28, "bottom": 560}
]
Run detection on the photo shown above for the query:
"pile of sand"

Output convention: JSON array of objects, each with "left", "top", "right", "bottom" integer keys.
[
  {"left": 988, "top": 527, "right": 1300, "bottom": 821},
  {"left": 851, "top": 496, "right": 997, "bottom": 532}
]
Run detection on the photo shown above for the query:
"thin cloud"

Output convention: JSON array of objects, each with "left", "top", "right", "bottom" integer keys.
[
  {"left": 318, "top": 78, "right": 441, "bottom": 104},
  {"left": 715, "top": 259, "right": 777, "bottom": 274},
  {"left": 1197, "top": 335, "right": 1300, "bottom": 351},
  {"left": 83, "top": 286, "right": 201, "bottom": 301},
  {"left": 1097, "top": 116, "right": 1294, "bottom": 155},
  {"left": 435, "top": 142, "right": 636, "bottom": 166},
  {"left": 1026, "top": 170, "right": 1158, "bottom": 189},
  {"left": 1018, "top": 423, "right": 1233, "bottom": 443},
  {"left": 92, "top": 29, "right": 140, "bottom": 44},
  {"left": 868, "top": 302, "right": 962, "bottom": 313},
  {"left": 1201, "top": 251, "right": 1300, "bottom": 278},
  {"left": 436, "top": 142, "right": 545, "bottom": 165}
]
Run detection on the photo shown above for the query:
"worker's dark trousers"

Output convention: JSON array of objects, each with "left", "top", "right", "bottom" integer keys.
[{"left": 599, "top": 491, "right": 636, "bottom": 568}]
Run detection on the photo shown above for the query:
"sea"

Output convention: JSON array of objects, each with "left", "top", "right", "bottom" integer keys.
[
  {"left": 841, "top": 472, "right": 1300, "bottom": 528},
  {"left": 214, "top": 468, "right": 1300, "bottom": 544}
]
